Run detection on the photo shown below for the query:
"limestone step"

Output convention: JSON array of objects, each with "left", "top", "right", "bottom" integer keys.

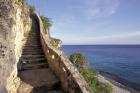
[
  {"left": 28, "top": 34, "right": 39, "bottom": 35},
  {"left": 31, "top": 88, "right": 63, "bottom": 93},
  {"left": 21, "top": 58, "right": 47, "bottom": 63},
  {"left": 23, "top": 49, "right": 43, "bottom": 52},
  {"left": 19, "top": 64, "right": 48, "bottom": 71},
  {"left": 22, "top": 50, "right": 44, "bottom": 54},
  {"left": 22, "top": 55, "right": 45, "bottom": 58},
  {"left": 23, "top": 46, "right": 42, "bottom": 49},
  {"left": 48, "top": 90, "right": 64, "bottom": 93},
  {"left": 25, "top": 42, "right": 40, "bottom": 44},
  {"left": 26, "top": 40, "right": 39, "bottom": 42},
  {"left": 22, "top": 52, "right": 44, "bottom": 55},
  {"left": 26, "top": 37, "right": 39, "bottom": 39},
  {"left": 19, "top": 68, "right": 60, "bottom": 87},
  {"left": 24, "top": 44, "right": 41, "bottom": 47},
  {"left": 22, "top": 62, "right": 48, "bottom": 68},
  {"left": 23, "top": 47, "right": 42, "bottom": 50}
]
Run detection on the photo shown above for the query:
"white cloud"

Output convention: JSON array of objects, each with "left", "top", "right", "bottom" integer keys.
[
  {"left": 87, "top": 31, "right": 140, "bottom": 41},
  {"left": 63, "top": 31, "right": 140, "bottom": 44},
  {"left": 65, "top": 0, "right": 120, "bottom": 19},
  {"left": 83, "top": 0, "right": 120, "bottom": 18}
]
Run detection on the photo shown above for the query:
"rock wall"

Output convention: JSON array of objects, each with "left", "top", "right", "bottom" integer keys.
[
  {"left": 0, "top": 0, "right": 31, "bottom": 93},
  {"left": 35, "top": 14, "right": 91, "bottom": 93}
]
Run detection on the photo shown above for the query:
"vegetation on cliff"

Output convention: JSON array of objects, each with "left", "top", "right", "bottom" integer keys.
[
  {"left": 69, "top": 53, "right": 112, "bottom": 93},
  {"left": 29, "top": 5, "right": 35, "bottom": 13},
  {"left": 50, "top": 38, "right": 62, "bottom": 48},
  {"left": 28, "top": 4, "right": 52, "bottom": 30},
  {"left": 40, "top": 16, "right": 52, "bottom": 30}
]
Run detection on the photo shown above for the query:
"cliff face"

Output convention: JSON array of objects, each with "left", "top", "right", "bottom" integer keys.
[{"left": 0, "top": 0, "right": 31, "bottom": 93}]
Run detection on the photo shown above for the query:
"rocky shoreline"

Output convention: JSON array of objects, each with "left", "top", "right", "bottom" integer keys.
[{"left": 98, "top": 71, "right": 140, "bottom": 93}]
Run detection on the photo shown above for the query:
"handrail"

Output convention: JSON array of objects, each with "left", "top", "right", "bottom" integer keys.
[{"left": 34, "top": 13, "right": 91, "bottom": 93}]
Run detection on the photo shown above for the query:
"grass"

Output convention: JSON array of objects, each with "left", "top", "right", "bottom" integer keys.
[
  {"left": 80, "top": 68, "right": 112, "bottom": 93},
  {"left": 69, "top": 53, "right": 113, "bottom": 93}
]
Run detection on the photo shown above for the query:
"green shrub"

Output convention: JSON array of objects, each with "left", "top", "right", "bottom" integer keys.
[
  {"left": 69, "top": 53, "right": 112, "bottom": 93},
  {"left": 98, "top": 82, "right": 113, "bottom": 93},
  {"left": 50, "top": 38, "right": 61, "bottom": 47},
  {"left": 29, "top": 5, "right": 35, "bottom": 13},
  {"left": 40, "top": 16, "right": 52, "bottom": 29},
  {"left": 80, "top": 68, "right": 112, "bottom": 93},
  {"left": 80, "top": 68, "right": 98, "bottom": 93},
  {"left": 69, "top": 53, "right": 86, "bottom": 69}
]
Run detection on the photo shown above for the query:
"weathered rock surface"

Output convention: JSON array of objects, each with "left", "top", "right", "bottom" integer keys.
[{"left": 0, "top": 0, "right": 31, "bottom": 93}]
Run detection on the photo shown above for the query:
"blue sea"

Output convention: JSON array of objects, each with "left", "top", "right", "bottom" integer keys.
[{"left": 62, "top": 45, "right": 140, "bottom": 90}]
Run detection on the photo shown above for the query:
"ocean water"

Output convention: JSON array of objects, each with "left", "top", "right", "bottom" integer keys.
[{"left": 62, "top": 45, "right": 140, "bottom": 90}]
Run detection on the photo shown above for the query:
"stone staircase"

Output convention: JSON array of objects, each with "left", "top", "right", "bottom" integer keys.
[{"left": 17, "top": 16, "right": 64, "bottom": 93}]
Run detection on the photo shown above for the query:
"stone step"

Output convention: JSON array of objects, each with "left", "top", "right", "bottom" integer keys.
[
  {"left": 26, "top": 37, "right": 39, "bottom": 39},
  {"left": 19, "top": 63, "right": 48, "bottom": 71},
  {"left": 22, "top": 55, "right": 45, "bottom": 58},
  {"left": 25, "top": 42, "right": 40, "bottom": 44},
  {"left": 27, "top": 36, "right": 39, "bottom": 38},
  {"left": 28, "top": 32, "right": 39, "bottom": 34},
  {"left": 19, "top": 68, "right": 60, "bottom": 87},
  {"left": 26, "top": 37, "right": 39, "bottom": 38},
  {"left": 21, "top": 58, "right": 47, "bottom": 63},
  {"left": 25, "top": 42, "right": 40, "bottom": 45},
  {"left": 23, "top": 45, "right": 42, "bottom": 49},
  {"left": 28, "top": 34, "right": 39, "bottom": 35},
  {"left": 24, "top": 44, "right": 42, "bottom": 47},
  {"left": 22, "top": 52, "right": 44, "bottom": 55},
  {"left": 22, "top": 62, "right": 48, "bottom": 68},
  {"left": 27, "top": 34, "right": 39, "bottom": 36},
  {"left": 23, "top": 49, "right": 43, "bottom": 52},
  {"left": 24, "top": 44, "right": 41, "bottom": 46},
  {"left": 48, "top": 90, "right": 64, "bottom": 93},
  {"left": 28, "top": 35, "right": 39, "bottom": 36},
  {"left": 22, "top": 48, "right": 43, "bottom": 51},
  {"left": 23, "top": 46, "right": 42, "bottom": 50},
  {"left": 23, "top": 55, "right": 45, "bottom": 58},
  {"left": 27, "top": 37, "right": 39, "bottom": 39},
  {"left": 22, "top": 50, "right": 44, "bottom": 54},
  {"left": 26, "top": 39, "right": 40, "bottom": 41},
  {"left": 25, "top": 40, "right": 40, "bottom": 42}
]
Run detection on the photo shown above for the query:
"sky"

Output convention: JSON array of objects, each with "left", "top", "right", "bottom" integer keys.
[{"left": 27, "top": 0, "right": 140, "bottom": 45}]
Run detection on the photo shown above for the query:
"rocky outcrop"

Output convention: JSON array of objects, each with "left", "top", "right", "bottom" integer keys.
[{"left": 0, "top": 0, "right": 31, "bottom": 93}]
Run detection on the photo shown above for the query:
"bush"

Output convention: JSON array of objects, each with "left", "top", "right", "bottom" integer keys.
[
  {"left": 97, "top": 82, "right": 113, "bottom": 93},
  {"left": 50, "top": 38, "right": 62, "bottom": 48},
  {"left": 80, "top": 68, "right": 98, "bottom": 92},
  {"left": 80, "top": 68, "right": 112, "bottom": 93},
  {"left": 40, "top": 16, "right": 52, "bottom": 29},
  {"left": 69, "top": 53, "right": 86, "bottom": 69},
  {"left": 69, "top": 53, "right": 112, "bottom": 93},
  {"left": 29, "top": 5, "right": 35, "bottom": 13}
]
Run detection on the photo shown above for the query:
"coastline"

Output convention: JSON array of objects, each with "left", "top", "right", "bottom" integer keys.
[{"left": 98, "top": 71, "right": 140, "bottom": 93}]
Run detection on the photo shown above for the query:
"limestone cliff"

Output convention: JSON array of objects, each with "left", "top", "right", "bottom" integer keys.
[{"left": 0, "top": 0, "right": 32, "bottom": 93}]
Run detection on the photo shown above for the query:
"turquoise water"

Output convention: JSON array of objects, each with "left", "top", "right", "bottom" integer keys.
[{"left": 62, "top": 45, "right": 140, "bottom": 90}]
